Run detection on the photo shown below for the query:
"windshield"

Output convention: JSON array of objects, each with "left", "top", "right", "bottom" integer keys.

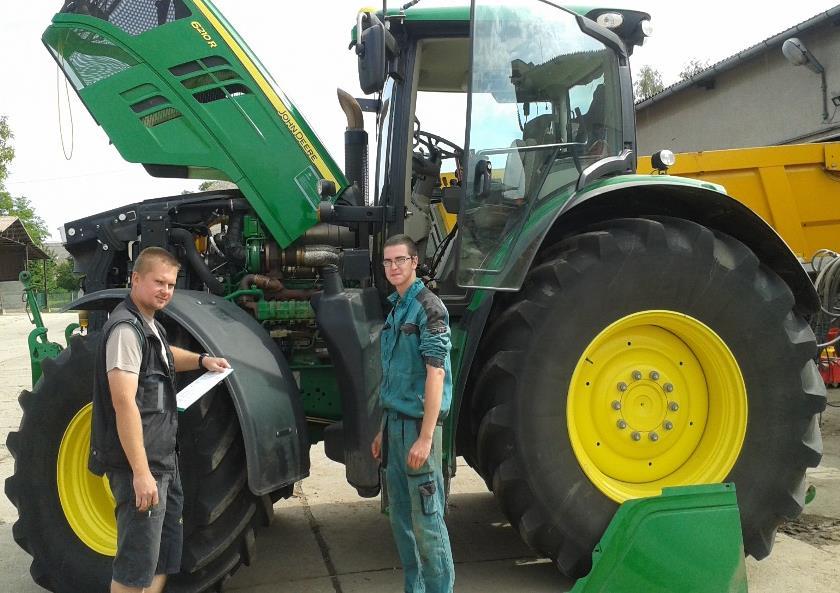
[{"left": 458, "top": 0, "right": 623, "bottom": 289}]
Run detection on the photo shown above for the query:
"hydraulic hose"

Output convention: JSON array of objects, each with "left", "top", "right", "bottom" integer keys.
[{"left": 169, "top": 228, "right": 225, "bottom": 296}]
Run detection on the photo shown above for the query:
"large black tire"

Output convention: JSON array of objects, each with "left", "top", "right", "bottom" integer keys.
[
  {"left": 5, "top": 332, "right": 272, "bottom": 593},
  {"left": 471, "top": 216, "right": 826, "bottom": 577}
]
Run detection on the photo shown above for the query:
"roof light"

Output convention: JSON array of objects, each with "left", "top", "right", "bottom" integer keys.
[
  {"left": 641, "top": 19, "right": 653, "bottom": 37},
  {"left": 651, "top": 149, "right": 676, "bottom": 172},
  {"left": 596, "top": 12, "right": 624, "bottom": 30}
]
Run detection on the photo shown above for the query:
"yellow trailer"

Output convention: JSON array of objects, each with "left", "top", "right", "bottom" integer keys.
[{"left": 638, "top": 143, "right": 840, "bottom": 261}]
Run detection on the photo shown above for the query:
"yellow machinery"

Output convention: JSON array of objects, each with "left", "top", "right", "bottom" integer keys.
[{"left": 639, "top": 143, "right": 840, "bottom": 261}]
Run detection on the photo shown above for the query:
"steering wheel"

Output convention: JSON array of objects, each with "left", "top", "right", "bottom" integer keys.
[
  {"left": 413, "top": 129, "right": 463, "bottom": 161},
  {"left": 411, "top": 129, "right": 463, "bottom": 181}
]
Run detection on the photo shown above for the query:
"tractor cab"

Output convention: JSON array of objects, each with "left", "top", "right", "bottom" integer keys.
[{"left": 355, "top": 0, "right": 649, "bottom": 292}]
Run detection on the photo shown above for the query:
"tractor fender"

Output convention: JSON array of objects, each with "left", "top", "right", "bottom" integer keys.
[
  {"left": 543, "top": 179, "right": 820, "bottom": 316},
  {"left": 65, "top": 289, "right": 310, "bottom": 495}
]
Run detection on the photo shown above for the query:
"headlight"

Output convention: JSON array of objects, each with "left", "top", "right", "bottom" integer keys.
[{"left": 651, "top": 149, "right": 676, "bottom": 172}]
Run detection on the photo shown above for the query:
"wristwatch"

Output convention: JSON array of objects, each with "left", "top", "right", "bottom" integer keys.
[{"left": 198, "top": 353, "right": 209, "bottom": 369}]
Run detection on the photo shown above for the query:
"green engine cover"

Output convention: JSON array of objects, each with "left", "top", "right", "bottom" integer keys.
[{"left": 43, "top": 0, "right": 347, "bottom": 247}]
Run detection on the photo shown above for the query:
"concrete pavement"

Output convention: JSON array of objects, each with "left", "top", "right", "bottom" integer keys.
[{"left": 1, "top": 312, "right": 839, "bottom": 592}]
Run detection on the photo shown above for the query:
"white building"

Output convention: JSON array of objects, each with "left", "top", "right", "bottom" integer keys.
[{"left": 636, "top": 6, "right": 840, "bottom": 155}]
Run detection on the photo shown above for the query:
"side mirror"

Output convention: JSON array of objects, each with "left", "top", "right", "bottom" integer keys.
[{"left": 357, "top": 22, "right": 386, "bottom": 94}]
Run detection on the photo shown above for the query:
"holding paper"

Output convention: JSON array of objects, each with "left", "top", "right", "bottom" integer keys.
[{"left": 177, "top": 367, "right": 234, "bottom": 411}]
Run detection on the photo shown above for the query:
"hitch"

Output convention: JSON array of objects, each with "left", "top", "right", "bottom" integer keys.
[{"left": 20, "top": 270, "right": 68, "bottom": 385}]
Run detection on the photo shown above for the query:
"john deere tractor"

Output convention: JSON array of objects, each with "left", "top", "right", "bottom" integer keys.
[{"left": 6, "top": 1, "right": 826, "bottom": 592}]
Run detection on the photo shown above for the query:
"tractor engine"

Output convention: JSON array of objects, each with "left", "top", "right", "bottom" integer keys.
[{"left": 60, "top": 190, "right": 364, "bottom": 371}]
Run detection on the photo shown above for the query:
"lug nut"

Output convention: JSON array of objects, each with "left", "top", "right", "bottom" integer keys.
[
  {"left": 649, "top": 371, "right": 660, "bottom": 381},
  {"left": 649, "top": 432, "right": 659, "bottom": 442},
  {"left": 632, "top": 370, "right": 642, "bottom": 381},
  {"left": 663, "top": 420, "right": 674, "bottom": 430},
  {"left": 631, "top": 431, "right": 641, "bottom": 441},
  {"left": 617, "top": 382, "right": 628, "bottom": 392},
  {"left": 664, "top": 383, "right": 674, "bottom": 393},
  {"left": 611, "top": 400, "right": 622, "bottom": 410},
  {"left": 617, "top": 419, "right": 627, "bottom": 429},
  {"left": 669, "top": 402, "right": 680, "bottom": 412}
]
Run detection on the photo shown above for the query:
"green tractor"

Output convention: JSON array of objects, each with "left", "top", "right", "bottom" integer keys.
[{"left": 6, "top": 1, "right": 825, "bottom": 591}]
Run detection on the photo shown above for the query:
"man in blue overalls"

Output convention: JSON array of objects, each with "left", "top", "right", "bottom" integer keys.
[{"left": 371, "top": 234, "right": 455, "bottom": 593}]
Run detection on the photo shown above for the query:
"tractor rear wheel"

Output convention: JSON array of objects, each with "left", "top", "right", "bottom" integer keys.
[
  {"left": 5, "top": 332, "right": 271, "bottom": 593},
  {"left": 472, "top": 216, "right": 826, "bottom": 577}
]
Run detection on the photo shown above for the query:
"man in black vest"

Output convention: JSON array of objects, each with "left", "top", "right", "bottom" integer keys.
[{"left": 88, "top": 247, "right": 230, "bottom": 593}]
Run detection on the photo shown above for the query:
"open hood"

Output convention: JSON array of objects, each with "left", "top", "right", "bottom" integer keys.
[{"left": 44, "top": 0, "right": 346, "bottom": 246}]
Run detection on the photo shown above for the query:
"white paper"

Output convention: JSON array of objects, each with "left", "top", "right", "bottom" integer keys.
[{"left": 177, "top": 368, "right": 234, "bottom": 411}]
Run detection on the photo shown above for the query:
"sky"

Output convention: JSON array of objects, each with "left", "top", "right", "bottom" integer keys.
[{"left": 1, "top": 0, "right": 838, "bottom": 241}]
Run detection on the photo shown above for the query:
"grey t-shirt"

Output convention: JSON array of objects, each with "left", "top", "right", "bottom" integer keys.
[{"left": 105, "top": 315, "right": 169, "bottom": 374}]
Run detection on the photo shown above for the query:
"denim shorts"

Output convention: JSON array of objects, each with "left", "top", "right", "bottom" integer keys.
[{"left": 107, "top": 465, "right": 184, "bottom": 588}]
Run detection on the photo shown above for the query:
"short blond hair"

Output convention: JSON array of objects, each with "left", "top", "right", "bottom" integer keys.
[{"left": 134, "top": 247, "right": 180, "bottom": 276}]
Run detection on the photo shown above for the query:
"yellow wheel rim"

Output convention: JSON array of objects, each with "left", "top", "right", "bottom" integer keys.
[
  {"left": 567, "top": 310, "right": 747, "bottom": 503},
  {"left": 57, "top": 403, "right": 117, "bottom": 556}
]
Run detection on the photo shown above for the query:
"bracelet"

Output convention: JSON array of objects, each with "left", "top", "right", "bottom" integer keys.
[{"left": 198, "top": 353, "right": 208, "bottom": 369}]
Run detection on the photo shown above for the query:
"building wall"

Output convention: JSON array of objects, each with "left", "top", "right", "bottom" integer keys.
[
  {"left": 0, "top": 281, "right": 25, "bottom": 312},
  {"left": 636, "top": 22, "right": 840, "bottom": 155},
  {"left": 0, "top": 247, "right": 28, "bottom": 282}
]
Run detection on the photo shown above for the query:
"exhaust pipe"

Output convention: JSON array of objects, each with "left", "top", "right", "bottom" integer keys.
[{"left": 337, "top": 89, "right": 368, "bottom": 206}]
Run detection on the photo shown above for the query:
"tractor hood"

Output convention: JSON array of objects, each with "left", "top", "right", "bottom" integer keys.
[{"left": 44, "top": 0, "right": 346, "bottom": 247}]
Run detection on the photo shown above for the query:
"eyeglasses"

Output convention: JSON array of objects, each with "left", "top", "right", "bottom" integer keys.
[{"left": 382, "top": 256, "right": 414, "bottom": 268}]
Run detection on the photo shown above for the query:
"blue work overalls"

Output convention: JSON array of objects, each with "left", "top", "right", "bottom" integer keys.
[{"left": 380, "top": 278, "right": 454, "bottom": 593}]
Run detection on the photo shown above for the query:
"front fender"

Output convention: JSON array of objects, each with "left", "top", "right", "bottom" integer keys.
[
  {"left": 66, "top": 289, "right": 310, "bottom": 495},
  {"left": 543, "top": 176, "right": 820, "bottom": 316}
]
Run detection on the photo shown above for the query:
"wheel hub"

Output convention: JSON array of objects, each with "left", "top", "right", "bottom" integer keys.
[
  {"left": 621, "top": 379, "right": 667, "bottom": 432},
  {"left": 567, "top": 310, "right": 747, "bottom": 503}
]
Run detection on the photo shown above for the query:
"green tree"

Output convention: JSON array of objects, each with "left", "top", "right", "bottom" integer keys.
[
  {"left": 182, "top": 181, "right": 218, "bottom": 194},
  {"left": 55, "top": 258, "right": 81, "bottom": 291},
  {"left": 28, "top": 247, "right": 58, "bottom": 291},
  {"left": 0, "top": 117, "right": 50, "bottom": 247},
  {"left": 633, "top": 65, "right": 665, "bottom": 101},
  {"left": 27, "top": 252, "right": 80, "bottom": 294},
  {"left": 0, "top": 115, "right": 50, "bottom": 247},
  {"left": 0, "top": 193, "right": 50, "bottom": 246},
  {"left": 679, "top": 58, "right": 710, "bottom": 80},
  {"left": 0, "top": 115, "right": 14, "bottom": 186},
  {"left": 0, "top": 116, "right": 64, "bottom": 292}
]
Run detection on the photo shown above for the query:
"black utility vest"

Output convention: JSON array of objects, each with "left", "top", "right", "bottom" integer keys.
[{"left": 88, "top": 296, "right": 178, "bottom": 476}]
